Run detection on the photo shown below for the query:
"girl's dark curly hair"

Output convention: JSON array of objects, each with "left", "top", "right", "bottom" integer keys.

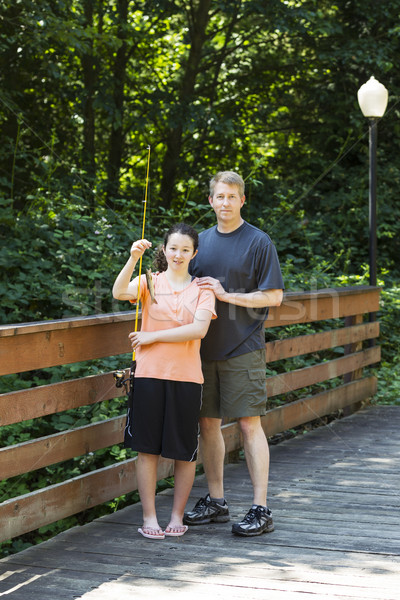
[{"left": 153, "top": 223, "right": 199, "bottom": 272}]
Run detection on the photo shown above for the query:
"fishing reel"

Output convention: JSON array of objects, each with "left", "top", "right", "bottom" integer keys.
[{"left": 113, "top": 369, "right": 130, "bottom": 393}]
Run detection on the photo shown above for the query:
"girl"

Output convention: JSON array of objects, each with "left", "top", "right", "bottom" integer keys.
[{"left": 112, "top": 223, "right": 216, "bottom": 539}]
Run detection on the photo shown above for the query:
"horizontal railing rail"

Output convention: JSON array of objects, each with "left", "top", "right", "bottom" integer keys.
[{"left": 0, "top": 285, "right": 380, "bottom": 542}]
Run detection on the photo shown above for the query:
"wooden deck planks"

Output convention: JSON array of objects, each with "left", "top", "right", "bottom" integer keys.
[{"left": 1, "top": 405, "right": 399, "bottom": 599}]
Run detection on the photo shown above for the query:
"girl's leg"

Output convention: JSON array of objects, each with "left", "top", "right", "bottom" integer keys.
[
  {"left": 166, "top": 459, "right": 196, "bottom": 533},
  {"left": 136, "top": 452, "right": 163, "bottom": 534}
]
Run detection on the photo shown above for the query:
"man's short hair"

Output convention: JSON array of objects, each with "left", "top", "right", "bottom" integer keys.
[{"left": 210, "top": 171, "right": 245, "bottom": 197}]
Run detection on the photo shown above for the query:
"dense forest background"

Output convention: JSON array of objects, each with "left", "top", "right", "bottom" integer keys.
[
  {"left": 1, "top": 0, "right": 400, "bottom": 554},
  {"left": 1, "top": 0, "right": 400, "bottom": 316}
]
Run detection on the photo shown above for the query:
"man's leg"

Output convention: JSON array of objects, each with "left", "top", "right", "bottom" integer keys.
[
  {"left": 199, "top": 416, "right": 225, "bottom": 498},
  {"left": 231, "top": 415, "right": 274, "bottom": 536},
  {"left": 183, "top": 416, "right": 230, "bottom": 525},
  {"left": 238, "top": 415, "right": 269, "bottom": 506}
]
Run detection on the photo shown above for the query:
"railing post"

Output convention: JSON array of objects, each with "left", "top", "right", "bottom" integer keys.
[{"left": 343, "top": 314, "right": 364, "bottom": 415}]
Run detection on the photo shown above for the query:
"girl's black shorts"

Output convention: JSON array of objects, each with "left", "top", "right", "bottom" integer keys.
[{"left": 124, "top": 377, "right": 202, "bottom": 462}]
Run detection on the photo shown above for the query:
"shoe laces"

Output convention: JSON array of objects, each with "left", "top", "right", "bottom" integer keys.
[
  {"left": 242, "top": 506, "right": 265, "bottom": 523},
  {"left": 193, "top": 496, "right": 209, "bottom": 511},
  {"left": 242, "top": 507, "right": 258, "bottom": 523}
]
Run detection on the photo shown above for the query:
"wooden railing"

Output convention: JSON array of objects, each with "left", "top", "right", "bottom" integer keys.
[{"left": 0, "top": 286, "right": 380, "bottom": 542}]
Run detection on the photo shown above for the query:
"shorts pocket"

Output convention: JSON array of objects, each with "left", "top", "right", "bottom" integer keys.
[{"left": 247, "top": 368, "right": 266, "bottom": 381}]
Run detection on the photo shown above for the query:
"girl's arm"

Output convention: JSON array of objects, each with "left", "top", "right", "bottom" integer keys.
[
  {"left": 129, "top": 309, "right": 213, "bottom": 349},
  {"left": 112, "top": 239, "right": 152, "bottom": 301}
]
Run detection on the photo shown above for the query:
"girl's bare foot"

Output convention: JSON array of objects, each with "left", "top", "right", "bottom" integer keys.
[
  {"left": 165, "top": 523, "right": 188, "bottom": 537},
  {"left": 138, "top": 525, "right": 165, "bottom": 539}
]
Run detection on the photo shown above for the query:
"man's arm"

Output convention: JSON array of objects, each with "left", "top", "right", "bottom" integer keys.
[{"left": 196, "top": 277, "right": 283, "bottom": 308}]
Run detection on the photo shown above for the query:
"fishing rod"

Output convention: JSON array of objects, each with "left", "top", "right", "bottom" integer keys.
[
  {"left": 114, "top": 145, "right": 151, "bottom": 393},
  {"left": 132, "top": 144, "right": 151, "bottom": 362}
]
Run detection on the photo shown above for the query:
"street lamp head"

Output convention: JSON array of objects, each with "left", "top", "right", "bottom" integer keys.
[{"left": 357, "top": 76, "right": 388, "bottom": 118}]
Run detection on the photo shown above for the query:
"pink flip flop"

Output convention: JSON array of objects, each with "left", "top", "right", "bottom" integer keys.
[
  {"left": 164, "top": 525, "right": 188, "bottom": 537},
  {"left": 138, "top": 527, "right": 165, "bottom": 540}
]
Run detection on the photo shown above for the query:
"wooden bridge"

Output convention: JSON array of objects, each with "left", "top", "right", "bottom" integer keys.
[
  {"left": 2, "top": 284, "right": 399, "bottom": 598},
  {"left": 0, "top": 404, "right": 399, "bottom": 599}
]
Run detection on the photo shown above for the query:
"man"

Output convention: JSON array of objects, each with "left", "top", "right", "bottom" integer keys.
[{"left": 184, "top": 171, "right": 284, "bottom": 536}]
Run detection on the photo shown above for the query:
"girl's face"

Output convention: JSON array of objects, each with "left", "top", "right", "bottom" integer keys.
[{"left": 163, "top": 233, "right": 197, "bottom": 272}]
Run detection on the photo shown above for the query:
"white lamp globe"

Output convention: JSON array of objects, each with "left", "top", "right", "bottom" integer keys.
[{"left": 357, "top": 76, "right": 388, "bottom": 118}]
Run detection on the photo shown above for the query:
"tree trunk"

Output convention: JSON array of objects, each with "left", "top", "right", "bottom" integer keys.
[
  {"left": 0, "top": 3, "right": 24, "bottom": 209},
  {"left": 81, "top": 0, "right": 96, "bottom": 207},
  {"left": 106, "top": 0, "right": 129, "bottom": 205},
  {"left": 160, "top": 0, "right": 212, "bottom": 208},
  {"left": 192, "top": 9, "right": 240, "bottom": 168}
]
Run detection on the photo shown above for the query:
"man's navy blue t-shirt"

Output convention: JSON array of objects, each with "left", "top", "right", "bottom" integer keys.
[{"left": 190, "top": 221, "right": 284, "bottom": 361}]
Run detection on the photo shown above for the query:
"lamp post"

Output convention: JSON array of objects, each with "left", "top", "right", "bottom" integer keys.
[{"left": 357, "top": 76, "right": 388, "bottom": 289}]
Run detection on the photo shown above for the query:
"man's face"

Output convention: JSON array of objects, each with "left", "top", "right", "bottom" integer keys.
[{"left": 209, "top": 182, "right": 245, "bottom": 226}]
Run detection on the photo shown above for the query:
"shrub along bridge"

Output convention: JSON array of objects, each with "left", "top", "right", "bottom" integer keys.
[{"left": 1, "top": 285, "right": 399, "bottom": 599}]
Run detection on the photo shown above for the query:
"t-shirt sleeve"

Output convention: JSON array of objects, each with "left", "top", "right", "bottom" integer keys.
[
  {"left": 196, "top": 288, "right": 217, "bottom": 319},
  {"left": 256, "top": 242, "right": 285, "bottom": 291},
  {"left": 128, "top": 274, "right": 149, "bottom": 304}
]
